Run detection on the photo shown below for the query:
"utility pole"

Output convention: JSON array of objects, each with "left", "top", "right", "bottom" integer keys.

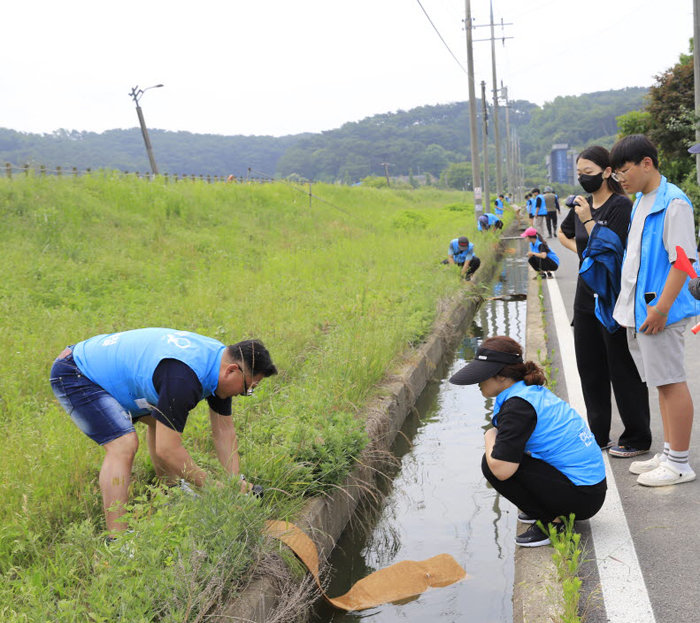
[
  {"left": 489, "top": 0, "right": 502, "bottom": 195},
  {"left": 465, "top": 0, "right": 482, "bottom": 219},
  {"left": 516, "top": 136, "right": 524, "bottom": 203},
  {"left": 694, "top": 0, "right": 700, "bottom": 183},
  {"left": 501, "top": 83, "right": 513, "bottom": 197},
  {"left": 128, "top": 84, "right": 164, "bottom": 177},
  {"left": 481, "top": 80, "right": 490, "bottom": 211},
  {"left": 380, "top": 162, "right": 391, "bottom": 186},
  {"left": 473, "top": 8, "right": 513, "bottom": 198}
]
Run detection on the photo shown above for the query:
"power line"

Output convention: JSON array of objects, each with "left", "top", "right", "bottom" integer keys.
[{"left": 415, "top": 0, "right": 468, "bottom": 76}]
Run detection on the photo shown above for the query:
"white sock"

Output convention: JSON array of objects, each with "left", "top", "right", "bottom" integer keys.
[
  {"left": 668, "top": 448, "right": 693, "bottom": 473},
  {"left": 661, "top": 443, "right": 670, "bottom": 461}
]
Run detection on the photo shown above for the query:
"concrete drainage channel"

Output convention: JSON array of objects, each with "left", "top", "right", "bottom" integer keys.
[{"left": 213, "top": 231, "right": 561, "bottom": 622}]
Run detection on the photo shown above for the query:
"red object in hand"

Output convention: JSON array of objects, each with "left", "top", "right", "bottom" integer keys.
[
  {"left": 675, "top": 246, "right": 700, "bottom": 334},
  {"left": 675, "top": 245, "right": 698, "bottom": 279}
]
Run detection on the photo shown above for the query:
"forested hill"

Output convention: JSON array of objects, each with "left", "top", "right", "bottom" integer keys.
[
  {"left": 0, "top": 128, "right": 303, "bottom": 180},
  {"left": 0, "top": 86, "right": 646, "bottom": 182}
]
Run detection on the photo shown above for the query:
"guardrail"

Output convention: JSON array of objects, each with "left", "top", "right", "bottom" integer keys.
[{"left": 2, "top": 162, "right": 276, "bottom": 184}]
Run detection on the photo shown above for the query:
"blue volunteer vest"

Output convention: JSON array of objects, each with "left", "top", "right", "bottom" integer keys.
[
  {"left": 494, "top": 199, "right": 504, "bottom": 215},
  {"left": 449, "top": 239, "right": 474, "bottom": 263},
  {"left": 529, "top": 239, "right": 560, "bottom": 265},
  {"left": 487, "top": 213, "right": 501, "bottom": 226},
  {"left": 478, "top": 214, "right": 501, "bottom": 231},
  {"left": 535, "top": 194, "right": 548, "bottom": 215},
  {"left": 493, "top": 381, "right": 605, "bottom": 486},
  {"left": 72, "top": 328, "right": 225, "bottom": 416},
  {"left": 628, "top": 176, "right": 699, "bottom": 331}
]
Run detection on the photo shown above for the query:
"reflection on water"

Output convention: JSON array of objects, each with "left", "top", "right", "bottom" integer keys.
[{"left": 313, "top": 243, "right": 529, "bottom": 623}]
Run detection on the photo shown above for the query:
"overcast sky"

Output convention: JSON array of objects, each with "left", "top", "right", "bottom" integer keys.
[{"left": 1, "top": 0, "right": 694, "bottom": 137}]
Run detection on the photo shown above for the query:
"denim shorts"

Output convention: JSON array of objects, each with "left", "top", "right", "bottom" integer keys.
[{"left": 50, "top": 347, "right": 135, "bottom": 445}]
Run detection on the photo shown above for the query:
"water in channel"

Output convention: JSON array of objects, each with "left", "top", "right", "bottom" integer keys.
[{"left": 312, "top": 243, "right": 530, "bottom": 623}]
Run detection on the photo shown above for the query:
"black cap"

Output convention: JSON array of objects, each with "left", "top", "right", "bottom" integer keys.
[
  {"left": 689, "top": 144, "right": 700, "bottom": 154},
  {"left": 449, "top": 347, "right": 523, "bottom": 385},
  {"left": 458, "top": 236, "right": 469, "bottom": 248}
]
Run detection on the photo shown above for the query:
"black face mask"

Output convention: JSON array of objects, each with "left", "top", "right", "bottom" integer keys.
[{"left": 578, "top": 172, "right": 604, "bottom": 193}]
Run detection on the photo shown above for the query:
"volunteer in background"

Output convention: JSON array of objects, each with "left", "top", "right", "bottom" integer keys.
[
  {"left": 522, "top": 226, "right": 559, "bottom": 278},
  {"left": 446, "top": 235, "right": 481, "bottom": 280}
]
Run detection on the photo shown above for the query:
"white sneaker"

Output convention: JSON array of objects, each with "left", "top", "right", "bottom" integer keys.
[
  {"left": 629, "top": 453, "right": 665, "bottom": 475},
  {"left": 637, "top": 462, "right": 696, "bottom": 487}
]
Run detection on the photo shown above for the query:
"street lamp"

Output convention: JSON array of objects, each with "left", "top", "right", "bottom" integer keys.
[{"left": 128, "top": 83, "right": 163, "bottom": 176}]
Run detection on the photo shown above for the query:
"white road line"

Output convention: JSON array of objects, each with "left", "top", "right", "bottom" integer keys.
[{"left": 546, "top": 277, "right": 656, "bottom": 623}]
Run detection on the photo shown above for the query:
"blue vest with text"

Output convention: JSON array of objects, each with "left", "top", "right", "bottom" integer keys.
[
  {"left": 493, "top": 381, "right": 605, "bottom": 486},
  {"left": 72, "top": 328, "right": 225, "bottom": 416}
]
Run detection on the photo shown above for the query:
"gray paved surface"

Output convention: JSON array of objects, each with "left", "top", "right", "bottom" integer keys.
[{"left": 542, "top": 210, "right": 700, "bottom": 623}]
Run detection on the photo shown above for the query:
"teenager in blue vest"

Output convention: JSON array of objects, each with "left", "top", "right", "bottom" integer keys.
[
  {"left": 521, "top": 226, "right": 559, "bottom": 278},
  {"left": 531, "top": 188, "right": 548, "bottom": 233},
  {"left": 610, "top": 134, "right": 699, "bottom": 487},
  {"left": 525, "top": 193, "right": 534, "bottom": 224},
  {"left": 50, "top": 328, "right": 277, "bottom": 535},
  {"left": 494, "top": 194, "right": 505, "bottom": 216},
  {"left": 449, "top": 335, "right": 606, "bottom": 547},
  {"left": 446, "top": 235, "right": 481, "bottom": 279}
]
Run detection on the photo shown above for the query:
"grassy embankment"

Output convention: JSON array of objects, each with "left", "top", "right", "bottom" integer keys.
[{"left": 0, "top": 173, "right": 507, "bottom": 621}]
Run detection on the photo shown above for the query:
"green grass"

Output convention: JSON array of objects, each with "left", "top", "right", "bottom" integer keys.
[
  {"left": 545, "top": 515, "right": 584, "bottom": 623},
  {"left": 0, "top": 173, "right": 508, "bottom": 620}
]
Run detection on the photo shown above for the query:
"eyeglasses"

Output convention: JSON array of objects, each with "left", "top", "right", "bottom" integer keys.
[
  {"left": 611, "top": 163, "right": 638, "bottom": 182},
  {"left": 238, "top": 367, "right": 254, "bottom": 397}
]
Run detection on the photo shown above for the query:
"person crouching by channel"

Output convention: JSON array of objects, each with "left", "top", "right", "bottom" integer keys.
[
  {"left": 477, "top": 213, "right": 503, "bottom": 232},
  {"left": 449, "top": 336, "right": 606, "bottom": 547},
  {"left": 446, "top": 235, "right": 481, "bottom": 280},
  {"left": 521, "top": 226, "right": 559, "bottom": 278}
]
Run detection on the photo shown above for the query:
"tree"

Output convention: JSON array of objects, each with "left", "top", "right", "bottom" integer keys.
[
  {"left": 418, "top": 144, "right": 450, "bottom": 177},
  {"left": 647, "top": 51, "right": 696, "bottom": 180},
  {"left": 616, "top": 110, "right": 652, "bottom": 137},
  {"left": 441, "top": 162, "right": 472, "bottom": 190}
]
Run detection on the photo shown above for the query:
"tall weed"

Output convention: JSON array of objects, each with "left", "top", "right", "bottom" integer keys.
[{"left": 0, "top": 174, "right": 506, "bottom": 618}]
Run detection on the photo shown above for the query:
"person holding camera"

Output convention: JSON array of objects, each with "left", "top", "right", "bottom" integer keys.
[
  {"left": 557, "top": 145, "right": 651, "bottom": 459},
  {"left": 521, "top": 226, "right": 558, "bottom": 278},
  {"left": 449, "top": 335, "right": 606, "bottom": 547}
]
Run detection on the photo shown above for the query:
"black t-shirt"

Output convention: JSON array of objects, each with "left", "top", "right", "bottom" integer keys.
[
  {"left": 148, "top": 358, "right": 232, "bottom": 433},
  {"left": 490, "top": 397, "right": 538, "bottom": 463},
  {"left": 559, "top": 193, "right": 633, "bottom": 314}
]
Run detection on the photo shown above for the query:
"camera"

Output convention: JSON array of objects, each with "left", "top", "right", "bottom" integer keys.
[{"left": 565, "top": 194, "right": 578, "bottom": 208}]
